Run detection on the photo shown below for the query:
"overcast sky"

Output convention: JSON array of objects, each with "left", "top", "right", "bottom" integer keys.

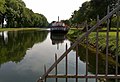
[{"left": 23, "top": 0, "right": 90, "bottom": 23}]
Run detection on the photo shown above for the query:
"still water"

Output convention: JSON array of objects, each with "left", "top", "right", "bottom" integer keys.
[{"left": 0, "top": 30, "right": 118, "bottom": 82}]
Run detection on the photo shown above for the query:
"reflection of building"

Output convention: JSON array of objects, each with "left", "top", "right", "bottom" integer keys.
[{"left": 50, "top": 32, "right": 67, "bottom": 49}]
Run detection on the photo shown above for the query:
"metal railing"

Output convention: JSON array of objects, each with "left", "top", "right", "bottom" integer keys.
[{"left": 37, "top": 1, "right": 120, "bottom": 82}]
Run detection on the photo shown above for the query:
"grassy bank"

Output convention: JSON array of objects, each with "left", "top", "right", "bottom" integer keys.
[
  {"left": 0, "top": 28, "right": 47, "bottom": 32},
  {"left": 89, "top": 32, "right": 120, "bottom": 55},
  {"left": 67, "top": 29, "right": 120, "bottom": 56}
]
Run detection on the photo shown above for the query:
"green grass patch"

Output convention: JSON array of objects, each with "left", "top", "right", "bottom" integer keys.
[
  {"left": 67, "top": 29, "right": 120, "bottom": 56},
  {"left": 101, "top": 27, "right": 120, "bottom": 30},
  {"left": 88, "top": 32, "right": 120, "bottom": 55},
  {"left": 0, "top": 28, "right": 47, "bottom": 32}
]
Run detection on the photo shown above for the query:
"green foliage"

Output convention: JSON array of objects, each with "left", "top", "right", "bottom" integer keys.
[
  {"left": 69, "top": 0, "right": 118, "bottom": 27},
  {"left": 0, "top": 31, "right": 48, "bottom": 64},
  {"left": 61, "top": 19, "right": 70, "bottom": 26},
  {"left": 67, "top": 29, "right": 120, "bottom": 56},
  {"left": 0, "top": 0, "right": 6, "bottom": 14},
  {"left": 0, "top": 0, "right": 48, "bottom": 28}
]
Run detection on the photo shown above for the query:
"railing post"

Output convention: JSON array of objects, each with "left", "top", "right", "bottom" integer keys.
[
  {"left": 106, "top": 6, "right": 110, "bottom": 77},
  {"left": 96, "top": 15, "right": 99, "bottom": 82},
  {"left": 85, "top": 21, "right": 88, "bottom": 82},
  {"left": 65, "top": 43, "right": 68, "bottom": 82},
  {"left": 115, "top": 0, "right": 120, "bottom": 79},
  {"left": 76, "top": 45, "right": 78, "bottom": 82},
  {"left": 44, "top": 65, "right": 47, "bottom": 82},
  {"left": 55, "top": 53, "right": 58, "bottom": 82}
]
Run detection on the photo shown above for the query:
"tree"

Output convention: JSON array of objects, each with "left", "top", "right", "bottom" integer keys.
[
  {"left": 0, "top": 0, "right": 6, "bottom": 28},
  {"left": 5, "top": 0, "right": 26, "bottom": 28},
  {"left": 90, "top": 0, "right": 117, "bottom": 19},
  {"left": 69, "top": 1, "right": 92, "bottom": 27},
  {"left": 69, "top": 0, "right": 118, "bottom": 28},
  {"left": 2, "top": 0, "right": 48, "bottom": 28},
  {"left": 90, "top": 0, "right": 118, "bottom": 29}
]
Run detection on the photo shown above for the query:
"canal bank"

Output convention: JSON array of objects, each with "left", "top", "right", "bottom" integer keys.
[
  {"left": 67, "top": 29, "right": 120, "bottom": 74},
  {"left": 0, "top": 28, "right": 48, "bottom": 32},
  {"left": 67, "top": 29, "right": 120, "bottom": 57}
]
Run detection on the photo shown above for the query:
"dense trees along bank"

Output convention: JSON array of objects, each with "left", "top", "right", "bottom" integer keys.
[
  {"left": 68, "top": 0, "right": 118, "bottom": 28},
  {"left": 0, "top": 0, "right": 48, "bottom": 28}
]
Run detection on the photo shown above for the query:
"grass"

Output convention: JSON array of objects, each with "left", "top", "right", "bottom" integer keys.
[
  {"left": 88, "top": 32, "right": 120, "bottom": 55},
  {"left": 0, "top": 28, "right": 47, "bottom": 32},
  {"left": 101, "top": 27, "right": 120, "bottom": 30},
  {"left": 67, "top": 29, "right": 120, "bottom": 56}
]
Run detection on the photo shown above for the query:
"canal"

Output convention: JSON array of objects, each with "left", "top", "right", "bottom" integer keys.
[{"left": 0, "top": 30, "right": 119, "bottom": 82}]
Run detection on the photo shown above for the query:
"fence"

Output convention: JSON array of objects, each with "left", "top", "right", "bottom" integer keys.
[{"left": 37, "top": 1, "right": 120, "bottom": 82}]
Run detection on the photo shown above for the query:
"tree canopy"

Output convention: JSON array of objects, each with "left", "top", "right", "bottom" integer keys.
[
  {"left": 0, "top": 0, "right": 48, "bottom": 28},
  {"left": 69, "top": 0, "right": 118, "bottom": 27}
]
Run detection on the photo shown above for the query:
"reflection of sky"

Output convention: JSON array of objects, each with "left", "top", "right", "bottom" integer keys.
[{"left": 0, "top": 32, "right": 95, "bottom": 82}]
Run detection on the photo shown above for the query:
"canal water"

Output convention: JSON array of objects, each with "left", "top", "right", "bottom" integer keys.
[{"left": 0, "top": 30, "right": 118, "bottom": 82}]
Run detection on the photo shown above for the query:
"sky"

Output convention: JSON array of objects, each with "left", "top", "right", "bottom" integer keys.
[{"left": 23, "top": 0, "right": 90, "bottom": 23}]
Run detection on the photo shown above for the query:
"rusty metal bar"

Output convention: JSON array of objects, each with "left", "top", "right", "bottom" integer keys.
[
  {"left": 44, "top": 65, "right": 47, "bottom": 82},
  {"left": 116, "top": 1, "right": 120, "bottom": 77},
  {"left": 65, "top": 43, "right": 68, "bottom": 82},
  {"left": 37, "top": 5, "right": 120, "bottom": 81},
  {"left": 76, "top": 45, "right": 78, "bottom": 82},
  {"left": 47, "top": 74, "right": 120, "bottom": 78},
  {"left": 86, "top": 21, "right": 88, "bottom": 82},
  {"left": 115, "top": 1, "right": 120, "bottom": 81},
  {"left": 106, "top": 6, "right": 110, "bottom": 77},
  {"left": 96, "top": 15, "right": 99, "bottom": 82},
  {"left": 55, "top": 54, "right": 58, "bottom": 82},
  {"left": 116, "top": 12, "right": 119, "bottom": 76}
]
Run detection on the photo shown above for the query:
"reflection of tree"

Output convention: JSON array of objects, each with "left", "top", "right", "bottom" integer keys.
[
  {"left": 77, "top": 44, "right": 120, "bottom": 75},
  {"left": 0, "top": 31, "right": 48, "bottom": 65}
]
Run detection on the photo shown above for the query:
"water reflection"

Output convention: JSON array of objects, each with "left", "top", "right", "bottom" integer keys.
[
  {"left": 0, "top": 30, "right": 119, "bottom": 82},
  {"left": 0, "top": 30, "right": 71, "bottom": 82},
  {"left": 50, "top": 32, "right": 67, "bottom": 50},
  {"left": 0, "top": 31, "right": 8, "bottom": 44},
  {"left": 0, "top": 30, "right": 48, "bottom": 65},
  {"left": 77, "top": 44, "right": 120, "bottom": 82},
  {"left": 77, "top": 44, "right": 120, "bottom": 74},
  {"left": 50, "top": 32, "right": 67, "bottom": 45}
]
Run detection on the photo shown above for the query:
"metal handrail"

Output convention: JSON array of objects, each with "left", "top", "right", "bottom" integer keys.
[{"left": 37, "top": 4, "right": 120, "bottom": 82}]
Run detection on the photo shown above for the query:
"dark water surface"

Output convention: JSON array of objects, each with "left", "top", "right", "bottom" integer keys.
[{"left": 0, "top": 30, "right": 119, "bottom": 82}]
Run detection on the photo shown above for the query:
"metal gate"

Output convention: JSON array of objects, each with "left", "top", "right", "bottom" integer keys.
[{"left": 37, "top": 1, "right": 120, "bottom": 82}]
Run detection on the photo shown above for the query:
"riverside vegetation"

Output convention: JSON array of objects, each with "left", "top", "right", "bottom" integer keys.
[
  {"left": 0, "top": 0, "right": 48, "bottom": 28},
  {"left": 67, "top": 28, "right": 120, "bottom": 58}
]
